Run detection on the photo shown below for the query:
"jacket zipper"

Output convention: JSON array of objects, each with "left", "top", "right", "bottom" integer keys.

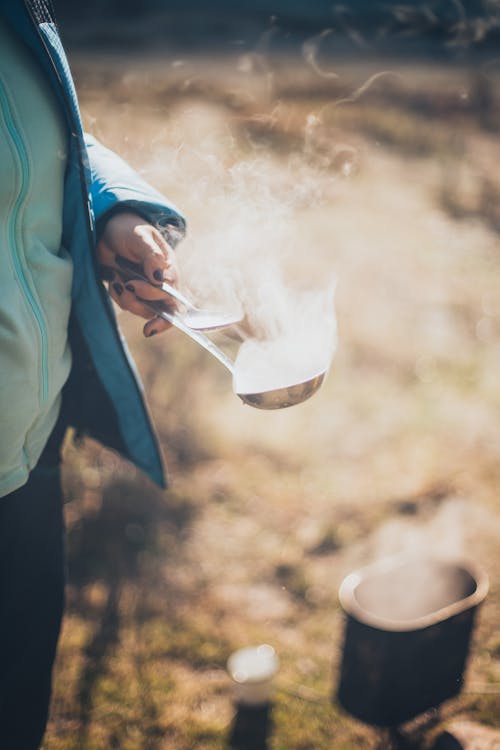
[
  {"left": 0, "top": 76, "right": 49, "bottom": 404},
  {"left": 26, "top": 12, "right": 165, "bottom": 475}
]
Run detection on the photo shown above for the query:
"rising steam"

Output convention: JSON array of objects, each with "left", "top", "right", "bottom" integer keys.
[
  {"left": 302, "top": 29, "right": 339, "bottom": 80},
  {"left": 233, "top": 272, "right": 336, "bottom": 396},
  {"left": 173, "top": 154, "right": 338, "bottom": 400}
]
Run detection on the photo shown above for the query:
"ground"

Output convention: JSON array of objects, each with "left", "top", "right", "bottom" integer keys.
[{"left": 43, "top": 46, "right": 500, "bottom": 749}]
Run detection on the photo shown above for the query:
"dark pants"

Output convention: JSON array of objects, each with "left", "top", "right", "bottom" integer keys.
[{"left": 0, "top": 428, "right": 66, "bottom": 750}]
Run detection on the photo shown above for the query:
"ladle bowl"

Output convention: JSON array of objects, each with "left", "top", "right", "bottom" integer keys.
[
  {"left": 152, "top": 308, "right": 327, "bottom": 410},
  {"left": 236, "top": 370, "right": 326, "bottom": 409}
]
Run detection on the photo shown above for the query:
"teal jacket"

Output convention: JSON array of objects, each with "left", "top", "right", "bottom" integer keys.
[{"left": 0, "top": 0, "right": 186, "bottom": 490}]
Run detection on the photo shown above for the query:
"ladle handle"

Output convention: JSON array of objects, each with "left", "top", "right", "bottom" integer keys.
[
  {"left": 152, "top": 308, "right": 236, "bottom": 375},
  {"left": 157, "top": 281, "right": 194, "bottom": 310}
]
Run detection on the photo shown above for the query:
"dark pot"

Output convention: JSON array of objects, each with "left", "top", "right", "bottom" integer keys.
[{"left": 335, "top": 556, "right": 489, "bottom": 727}]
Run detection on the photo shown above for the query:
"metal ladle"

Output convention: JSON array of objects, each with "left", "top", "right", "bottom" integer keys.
[{"left": 152, "top": 307, "right": 327, "bottom": 410}]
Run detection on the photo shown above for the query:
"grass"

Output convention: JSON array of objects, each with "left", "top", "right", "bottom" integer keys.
[{"left": 41, "top": 49, "right": 500, "bottom": 748}]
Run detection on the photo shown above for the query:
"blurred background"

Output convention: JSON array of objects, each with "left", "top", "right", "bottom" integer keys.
[
  {"left": 45, "top": 2, "right": 500, "bottom": 749},
  {"left": 53, "top": 0, "right": 500, "bottom": 55}
]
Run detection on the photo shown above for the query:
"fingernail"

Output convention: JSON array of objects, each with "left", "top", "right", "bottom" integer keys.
[
  {"left": 153, "top": 269, "right": 163, "bottom": 282},
  {"left": 146, "top": 329, "right": 158, "bottom": 337},
  {"left": 125, "top": 283, "right": 135, "bottom": 293},
  {"left": 113, "top": 283, "right": 123, "bottom": 296}
]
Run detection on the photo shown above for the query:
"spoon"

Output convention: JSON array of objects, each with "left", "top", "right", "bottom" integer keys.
[
  {"left": 148, "top": 306, "right": 327, "bottom": 410},
  {"left": 116, "top": 256, "right": 242, "bottom": 331}
]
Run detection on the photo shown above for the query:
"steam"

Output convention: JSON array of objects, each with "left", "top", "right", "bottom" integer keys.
[
  {"left": 175, "top": 164, "right": 337, "bottom": 399},
  {"left": 301, "top": 28, "right": 398, "bottom": 172},
  {"left": 352, "top": 556, "right": 480, "bottom": 624},
  {"left": 384, "top": 0, "right": 500, "bottom": 48},
  {"left": 368, "top": 495, "right": 499, "bottom": 565},
  {"left": 148, "top": 111, "right": 338, "bottom": 401},
  {"left": 300, "top": 1, "right": 500, "bottom": 54},
  {"left": 233, "top": 277, "right": 336, "bottom": 396},
  {"left": 332, "top": 5, "right": 369, "bottom": 48},
  {"left": 236, "top": 18, "right": 280, "bottom": 97},
  {"left": 302, "top": 30, "right": 339, "bottom": 80},
  {"left": 342, "top": 496, "right": 497, "bottom": 624},
  {"left": 319, "top": 70, "right": 400, "bottom": 111},
  {"left": 140, "top": 18, "right": 422, "bottom": 401}
]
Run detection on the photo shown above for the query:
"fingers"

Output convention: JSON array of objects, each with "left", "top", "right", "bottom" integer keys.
[
  {"left": 96, "top": 211, "right": 182, "bottom": 337},
  {"left": 101, "top": 267, "right": 174, "bottom": 336},
  {"left": 118, "top": 278, "right": 179, "bottom": 308},
  {"left": 108, "top": 280, "right": 155, "bottom": 320},
  {"left": 96, "top": 211, "right": 179, "bottom": 287},
  {"left": 141, "top": 227, "right": 177, "bottom": 286},
  {"left": 143, "top": 316, "right": 172, "bottom": 338}
]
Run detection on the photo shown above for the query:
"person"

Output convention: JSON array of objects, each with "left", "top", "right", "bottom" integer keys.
[{"left": 0, "top": 1, "right": 186, "bottom": 747}]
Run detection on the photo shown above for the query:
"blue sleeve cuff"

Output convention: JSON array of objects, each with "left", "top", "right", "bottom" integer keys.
[{"left": 84, "top": 133, "right": 186, "bottom": 245}]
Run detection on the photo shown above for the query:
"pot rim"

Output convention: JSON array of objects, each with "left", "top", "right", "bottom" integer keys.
[{"left": 338, "top": 554, "right": 489, "bottom": 632}]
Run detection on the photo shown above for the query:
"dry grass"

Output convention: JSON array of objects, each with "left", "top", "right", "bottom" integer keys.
[{"left": 43, "top": 51, "right": 500, "bottom": 749}]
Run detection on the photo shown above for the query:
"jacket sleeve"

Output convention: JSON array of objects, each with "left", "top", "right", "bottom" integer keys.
[{"left": 84, "top": 133, "right": 186, "bottom": 246}]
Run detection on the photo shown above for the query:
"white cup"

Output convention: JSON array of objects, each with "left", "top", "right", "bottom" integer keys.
[{"left": 227, "top": 644, "right": 279, "bottom": 706}]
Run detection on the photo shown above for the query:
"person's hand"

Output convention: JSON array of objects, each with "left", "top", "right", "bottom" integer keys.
[{"left": 96, "top": 211, "right": 179, "bottom": 337}]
